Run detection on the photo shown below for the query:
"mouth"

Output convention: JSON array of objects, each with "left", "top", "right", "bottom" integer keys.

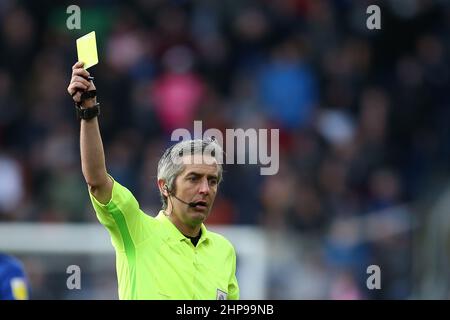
[{"left": 191, "top": 201, "right": 208, "bottom": 210}]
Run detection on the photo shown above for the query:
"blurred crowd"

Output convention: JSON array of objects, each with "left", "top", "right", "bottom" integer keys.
[{"left": 1, "top": 0, "right": 449, "bottom": 299}]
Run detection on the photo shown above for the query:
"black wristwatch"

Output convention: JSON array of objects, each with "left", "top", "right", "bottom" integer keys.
[{"left": 76, "top": 103, "right": 101, "bottom": 120}]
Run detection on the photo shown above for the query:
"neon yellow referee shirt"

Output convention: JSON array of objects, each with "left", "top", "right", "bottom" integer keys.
[{"left": 89, "top": 177, "right": 239, "bottom": 300}]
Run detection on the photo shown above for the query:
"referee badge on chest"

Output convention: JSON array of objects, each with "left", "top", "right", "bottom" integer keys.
[{"left": 216, "top": 289, "right": 228, "bottom": 300}]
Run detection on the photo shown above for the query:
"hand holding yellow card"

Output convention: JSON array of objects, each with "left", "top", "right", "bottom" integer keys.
[{"left": 76, "top": 31, "right": 98, "bottom": 69}]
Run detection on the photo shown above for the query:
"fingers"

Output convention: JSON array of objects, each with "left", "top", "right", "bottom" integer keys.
[
  {"left": 72, "top": 61, "right": 92, "bottom": 81},
  {"left": 67, "top": 82, "right": 88, "bottom": 96},
  {"left": 72, "top": 75, "right": 91, "bottom": 88},
  {"left": 69, "top": 62, "right": 96, "bottom": 101},
  {"left": 72, "top": 61, "right": 84, "bottom": 70},
  {"left": 72, "top": 68, "right": 90, "bottom": 80}
]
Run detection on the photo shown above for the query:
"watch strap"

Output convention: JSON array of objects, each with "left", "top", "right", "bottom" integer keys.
[{"left": 76, "top": 103, "right": 100, "bottom": 121}]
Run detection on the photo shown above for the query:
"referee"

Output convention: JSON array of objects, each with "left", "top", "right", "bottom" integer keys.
[{"left": 67, "top": 62, "right": 239, "bottom": 300}]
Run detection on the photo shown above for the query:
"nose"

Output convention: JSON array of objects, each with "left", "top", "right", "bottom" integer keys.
[{"left": 198, "top": 177, "right": 210, "bottom": 195}]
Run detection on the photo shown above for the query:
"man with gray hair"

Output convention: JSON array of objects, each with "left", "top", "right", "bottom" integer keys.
[{"left": 67, "top": 61, "right": 239, "bottom": 300}]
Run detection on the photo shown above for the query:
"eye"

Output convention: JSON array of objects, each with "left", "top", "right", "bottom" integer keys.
[
  {"left": 209, "top": 179, "right": 218, "bottom": 186},
  {"left": 188, "top": 176, "right": 198, "bottom": 182}
]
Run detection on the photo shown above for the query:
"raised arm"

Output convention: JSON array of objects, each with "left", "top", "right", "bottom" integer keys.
[{"left": 67, "top": 61, "right": 113, "bottom": 204}]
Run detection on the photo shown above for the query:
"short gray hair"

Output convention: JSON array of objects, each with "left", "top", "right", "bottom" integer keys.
[{"left": 157, "top": 138, "right": 224, "bottom": 209}]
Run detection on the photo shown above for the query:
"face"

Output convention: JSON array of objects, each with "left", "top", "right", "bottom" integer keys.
[{"left": 169, "top": 154, "right": 219, "bottom": 227}]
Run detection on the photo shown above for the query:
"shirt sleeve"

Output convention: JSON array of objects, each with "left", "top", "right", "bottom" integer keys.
[
  {"left": 0, "top": 262, "right": 30, "bottom": 300},
  {"left": 227, "top": 247, "right": 240, "bottom": 300},
  {"left": 89, "top": 176, "right": 158, "bottom": 251}
]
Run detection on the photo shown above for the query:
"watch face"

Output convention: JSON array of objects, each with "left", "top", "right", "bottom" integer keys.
[{"left": 76, "top": 103, "right": 100, "bottom": 120}]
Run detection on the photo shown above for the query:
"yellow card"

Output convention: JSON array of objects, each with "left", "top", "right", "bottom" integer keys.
[{"left": 76, "top": 31, "right": 98, "bottom": 69}]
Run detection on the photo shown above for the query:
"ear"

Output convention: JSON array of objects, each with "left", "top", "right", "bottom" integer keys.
[{"left": 157, "top": 179, "right": 169, "bottom": 197}]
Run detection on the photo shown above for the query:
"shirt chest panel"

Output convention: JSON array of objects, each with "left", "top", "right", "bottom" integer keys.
[{"left": 135, "top": 238, "right": 230, "bottom": 299}]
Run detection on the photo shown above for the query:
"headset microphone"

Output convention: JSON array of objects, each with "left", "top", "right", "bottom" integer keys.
[
  {"left": 173, "top": 195, "right": 198, "bottom": 208},
  {"left": 165, "top": 185, "right": 197, "bottom": 208}
]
